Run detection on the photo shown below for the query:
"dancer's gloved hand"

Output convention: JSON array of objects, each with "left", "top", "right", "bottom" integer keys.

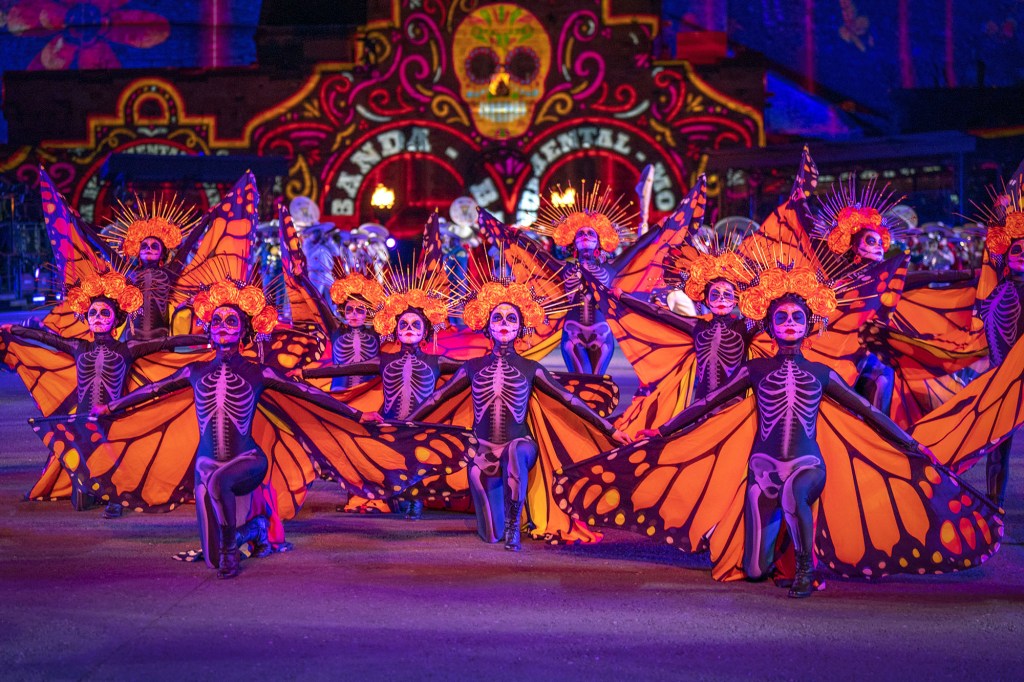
[
  {"left": 636, "top": 428, "right": 659, "bottom": 440},
  {"left": 90, "top": 404, "right": 111, "bottom": 419},
  {"left": 286, "top": 368, "right": 305, "bottom": 380},
  {"left": 611, "top": 429, "right": 632, "bottom": 445},
  {"left": 359, "top": 411, "right": 383, "bottom": 424}
]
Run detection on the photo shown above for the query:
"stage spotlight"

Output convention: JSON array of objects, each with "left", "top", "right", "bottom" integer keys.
[{"left": 385, "top": 237, "right": 397, "bottom": 249}]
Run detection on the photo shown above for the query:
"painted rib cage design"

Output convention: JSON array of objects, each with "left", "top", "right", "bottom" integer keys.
[
  {"left": 694, "top": 323, "right": 745, "bottom": 392},
  {"left": 382, "top": 353, "right": 436, "bottom": 420},
  {"left": 980, "top": 281, "right": 1022, "bottom": 363},
  {"left": 473, "top": 357, "right": 530, "bottom": 442},
  {"left": 334, "top": 330, "right": 379, "bottom": 366},
  {"left": 196, "top": 362, "right": 256, "bottom": 460},
  {"left": 134, "top": 267, "right": 172, "bottom": 333},
  {"left": 756, "top": 359, "right": 821, "bottom": 458},
  {"left": 77, "top": 345, "right": 128, "bottom": 410}
]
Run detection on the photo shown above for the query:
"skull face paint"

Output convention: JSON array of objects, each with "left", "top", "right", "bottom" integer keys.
[
  {"left": 343, "top": 299, "right": 369, "bottom": 328},
  {"left": 397, "top": 310, "right": 426, "bottom": 346},
  {"left": 87, "top": 300, "right": 116, "bottom": 334},
  {"left": 771, "top": 302, "right": 808, "bottom": 344},
  {"left": 489, "top": 303, "right": 522, "bottom": 343},
  {"left": 139, "top": 237, "right": 165, "bottom": 265},
  {"left": 210, "top": 306, "right": 243, "bottom": 347},
  {"left": 574, "top": 227, "right": 600, "bottom": 253},
  {"left": 1008, "top": 239, "right": 1024, "bottom": 275},
  {"left": 854, "top": 229, "right": 885, "bottom": 262},
  {"left": 706, "top": 280, "right": 737, "bottom": 317},
  {"left": 453, "top": 3, "right": 551, "bottom": 139}
]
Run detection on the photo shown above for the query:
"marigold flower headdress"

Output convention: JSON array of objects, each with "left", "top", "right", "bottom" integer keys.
[
  {"left": 972, "top": 168, "right": 1024, "bottom": 257},
  {"left": 668, "top": 227, "right": 756, "bottom": 303},
  {"left": 328, "top": 265, "right": 385, "bottom": 314},
  {"left": 455, "top": 248, "right": 573, "bottom": 337},
  {"left": 189, "top": 277, "right": 279, "bottom": 336},
  {"left": 813, "top": 179, "right": 903, "bottom": 258},
  {"left": 65, "top": 264, "right": 143, "bottom": 319},
  {"left": 531, "top": 181, "right": 638, "bottom": 253},
  {"left": 372, "top": 255, "right": 452, "bottom": 340},
  {"left": 105, "top": 195, "right": 200, "bottom": 259},
  {"left": 738, "top": 244, "right": 841, "bottom": 331}
]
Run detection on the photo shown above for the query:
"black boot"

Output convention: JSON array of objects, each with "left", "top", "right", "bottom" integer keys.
[
  {"left": 235, "top": 517, "right": 272, "bottom": 558},
  {"left": 504, "top": 498, "right": 523, "bottom": 552},
  {"left": 788, "top": 552, "right": 814, "bottom": 598},
  {"left": 405, "top": 498, "right": 424, "bottom": 520},
  {"left": 217, "top": 526, "right": 240, "bottom": 579},
  {"left": 102, "top": 502, "right": 123, "bottom": 519}
]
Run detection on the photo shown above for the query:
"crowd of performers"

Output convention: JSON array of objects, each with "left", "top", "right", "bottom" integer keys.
[{"left": 0, "top": 149, "right": 1019, "bottom": 597}]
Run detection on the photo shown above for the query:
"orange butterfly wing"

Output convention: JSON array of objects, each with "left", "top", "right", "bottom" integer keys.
[
  {"left": 817, "top": 402, "right": 1002, "bottom": 576},
  {"left": 0, "top": 332, "right": 77, "bottom": 416}
]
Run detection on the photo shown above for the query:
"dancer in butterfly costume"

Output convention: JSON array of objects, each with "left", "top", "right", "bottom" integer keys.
[
  {"left": 912, "top": 162, "right": 1024, "bottom": 507},
  {"left": 554, "top": 256, "right": 1002, "bottom": 597},
  {"left": 79, "top": 278, "right": 469, "bottom": 578},
  {"left": 407, "top": 260, "right": 631, "bottom": 550},
  {"left": 294, "top": 263, "right": 459, "bottom": 519},
  {"left": 1, "top": 268, "right": 207, "bottom": 515}
]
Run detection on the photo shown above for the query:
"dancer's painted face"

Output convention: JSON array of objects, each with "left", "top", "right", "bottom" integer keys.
[
  {"left": 210, "top": 306, "right": 243, "bottom": 346},
  {"left": 87, "top": 301, "right": 116, "bottom": 334},
  {"left": 489, "top": 303, "right": 521, "bottom": 343},
  {"left": 771, "top": 302, "right": 808, "bottom": 343},
  {"left": 574, "top": 227, "right": 600, "bottom": 252},
  {"left": 854, "top": 230, "right": 885, "bottom": 262},
  {"left": 343, "top": 299, "right": 369, "bottom": 327},
  {"left": 1007, "top": 239, "right": 1024, "bottom": 274},
  {"left": 397, "top": 310, "right": 426, "bottom": 345},
  {"left": 139, "top": 237, "right": 165, "bottom": 264},
  {"left": 706, "top": 280, "right": 737, "bottom": 316}
]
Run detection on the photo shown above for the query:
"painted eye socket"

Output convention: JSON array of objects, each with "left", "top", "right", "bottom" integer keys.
[
  {"left": 1009, "top": 243, "right": 1024, "bottom": 256},
  {"left": 345, "top": 304, "right": 367, "bottom": 316},
  {"left": 863, "top": 235, "right": 879, "bottom": 247},
  {"left": 466, "top": 47, "right": 500, "bottom": 85},
  {"left": 507, "top": 46, "right": 540, "bottom": 85}
]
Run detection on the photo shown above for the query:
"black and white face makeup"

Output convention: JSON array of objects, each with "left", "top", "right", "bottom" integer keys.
[
  {"left": 854, "top": 229, "right": 885, "bottom": 262},
  {"left": 210, "top": 306, "right": 243, "bottom": 347},
  {"left": 706, "top": 280, "right": 737, "bottom": 317},
  {"left": 1008, "top": 239, "right": 1024, "bottom": 275},
  {"left": 343, "top": 299, "right": 369, "bottom": 328},
  {"left": 87, "top": 300, "right": 116, "bottom": 335},
  {"left": 771, "top": 301, "right": 808, "bottom": 344},
  {"left": 489, "top": 303, "right": 521, "bottom": 344},
  {"left": 397, "top": 310, "right": 426, "bottom": 345},
  {"left": 139, "top": 236, "right": 165, "bottom": 265},
  {"left": 574, "top": 227, "right": 600, "bottom": 252}
]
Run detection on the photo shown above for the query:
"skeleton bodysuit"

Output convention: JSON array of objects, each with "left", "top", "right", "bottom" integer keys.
[
  {"left": 659, "top": 346, "right": 917, "bottom": 579},
  {"left": 563, "top": 258, "right": 615, "bottom": 375},
  {"left": 130, "top": 264, "right": 173, "bottom": 340},
  {"left": 329, "top": 325, "right": 381, "bottom": 390},
  {"left": 409, "top": 344, "right": 616, "bottom": 543}
]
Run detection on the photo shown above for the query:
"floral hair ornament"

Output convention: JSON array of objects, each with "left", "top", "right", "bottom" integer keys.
[
  {"left": 531, "top": 180, "right": 638, "bottom": 253},
  {"left": 65, "top": 264, "right": 143, "bottom": 318},
  {"left": 813, "top": 178, "right": 904, "bottom": 258},
  {"left": 668, "top": 225, "right": 756, "bottom": 303},
  {"left": 738, "top": 244, "right": 841, "bottom": 332},
  {"left": 105, "top": 195, "right": 200, "bottom": 259},
  {"left": 328, "top": 265, "right": 385, "bottom": 315},
  {"left": 373, "top": 253, "right": 453, "bottom": 340},
  {"left": 971, "top": 163, "right": 1024, "bottom": 257},
  {"left": 190, "top": 278, "right": 279, "bottom": 337},
  {"left": 456, "top": 246, "right": 573, "bottom": 338}
]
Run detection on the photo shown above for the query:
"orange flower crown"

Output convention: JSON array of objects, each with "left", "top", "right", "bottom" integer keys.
[
  {"left": 462, "top": 281, "right": 546, "bottom": 332},
  {"left": 985, "top": 210, "right": 1024, "bottom": 256},
  {"left": 682, "top": 251, "right": 755, "bottom": 302},
  {"left": 531, "top": 181, "right": 638, "bottom": 254},
  {"left": 374, "top": 288, "right": 450, "bottom": 337},
  {"left": 329, "top": 273, "right": 385, "bottom": 311},
  {"left": 191, "top": 280, "right": 279, "bottom": 336},
  {"left": 106, "top": 196, "right": 199, "bottom": 259},
  {"left": 65, "top": 270, "right": 143, "bottom": 318},
  {"left": 738, "top": 265, "right": 838, "bottom": 324},
  {"left": 813, "top": 179, "right": 902, "bottom": 257}
]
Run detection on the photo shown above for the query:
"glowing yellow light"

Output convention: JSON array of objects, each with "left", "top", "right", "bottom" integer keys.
[
  {"left": 550, "top": 187, "right": 576, "bottom": 208},
  {"left": 370, "top": 183, "right": 395, "bottom": 210}
]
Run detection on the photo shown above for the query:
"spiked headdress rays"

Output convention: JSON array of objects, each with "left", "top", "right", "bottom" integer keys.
[
  {"left": 669, "top": 225, "right": 756, "bottom": 303},
  {"left": 373, "top": 252, "right": 452, "bottom": 339},
  {"left": 64, "top": 258, "right": 142, "bottom": 319},
  {"left": 971, "top": 158, "right": 1024, "bottom": 257},
  {"left": 105, "top": 195, "right": 200, "bottom": 259},
  {"left": 813, "top": 178, "right": 904, "bottom": 257},
  {"left": 531, "top": 180, "right": 638, "bottom": 253},
  {"left": 175, "top": 256, "right": 280, "bottom": 336}
]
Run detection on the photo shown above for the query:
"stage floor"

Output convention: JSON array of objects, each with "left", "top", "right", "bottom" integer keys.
[{"left": 1, "top": 316, "right": 1022, "bottom": 680}]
